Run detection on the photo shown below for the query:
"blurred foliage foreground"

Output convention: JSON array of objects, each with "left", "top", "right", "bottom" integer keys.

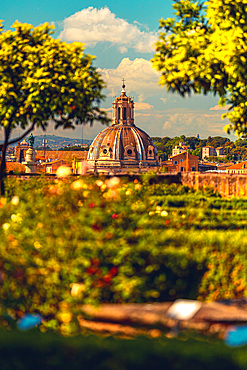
[
  {"left": 0, "top": 174, "right": 247, "bottom": 335},
  {"left": 0, "top": 329, "right": 246, "bottom": 370}
]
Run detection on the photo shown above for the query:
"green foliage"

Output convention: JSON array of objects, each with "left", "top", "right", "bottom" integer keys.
[
  {"left": 152, "top": 135, "right": 236, "bottom": 161},
  {"left": 152, "top": 0, "right": 247, "bottom": 136},
  {"left": 0, "top": 21, "right": 107, "bottom": 132},
  {"left": 0, "top": 176, "right": 246, "bottom": 334},
  {"left": 0, "top": 329, "right": 245, "bottom": 370},
  {"left": 0, "top": 21, "right": 108, "bottom": 194}
]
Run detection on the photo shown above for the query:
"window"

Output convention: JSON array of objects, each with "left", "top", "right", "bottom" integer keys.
[
  {"left": 123, "top": 107, "right": 127, "bottom": 120},
  {"left": 180, "top": 167, "right": 184, "bottom": 172},
  {"left": 103, "top": 149, "right": 108, "bottom": 154},
  {"left": 127, "top": 149, "right": 132, "bottom": 155},
  {"left": 174, "top": 160, "right": 178, "bottom": 165},
  {"left": 191, "top": 167, "right": 196, "bottom": 171},
  {"left": 180, "top": 159, "right": 183, "bottom": 162}
]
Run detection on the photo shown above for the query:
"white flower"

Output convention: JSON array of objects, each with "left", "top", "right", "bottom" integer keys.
[
  {"left": 56, "top": 166, "right": 71, "bottom": 178},
  {"left": 106, "top": 177, "right": 120, "bottom": 189},
  {"left": 71, "top": 179, "right": 84, "bottom": 190},
  {"left": 95, "top": 180, "right": 104, "bottom": 187},
  {"left": 125, "top": 189, "right": 132, "bottom": 196},
  {"left": 2, "top": 223, "right": 10, "bottom": 231},
  {"left": 11, "top": 213, "right": 22, "bottom": 223},
  {"left": 71, "top": 283, "right": 85, "bottom": 296},
  {"left": 11, "top": 196, "right": 19, "bottom": 206},
  {"left": 161, "top": 210, "right": 168, "bottom": 217}
]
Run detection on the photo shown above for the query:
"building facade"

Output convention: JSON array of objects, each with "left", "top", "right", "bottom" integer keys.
[
  {"left": 161, "top": 152, "right": 199, "bottom": 172},
  {"left": 172, "top": 142, "right": 191, "bottom": 156},
  {"left": 226, "top": 161, "right": 247, "bottom": 174}
]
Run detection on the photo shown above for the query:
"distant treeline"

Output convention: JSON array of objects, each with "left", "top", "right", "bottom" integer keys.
[{"left": 152, "top": 135, "right": 247, "bottom": 161}]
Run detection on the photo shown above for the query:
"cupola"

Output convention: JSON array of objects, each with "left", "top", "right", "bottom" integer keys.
[{"left": 87, "top": 80, "right": 160, "bottom": 173}]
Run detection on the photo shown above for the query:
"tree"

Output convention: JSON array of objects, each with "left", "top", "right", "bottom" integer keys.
[
  {"left": 152, "top": 0, "right": 247, "bottom": 137},
  {"left": 0, "top": 21, "right": 108, "bottom": 194}
]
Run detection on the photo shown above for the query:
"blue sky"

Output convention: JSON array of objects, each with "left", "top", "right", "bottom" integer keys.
[{"left": 2, "top": 0, "right": 235, "bottom": 141}]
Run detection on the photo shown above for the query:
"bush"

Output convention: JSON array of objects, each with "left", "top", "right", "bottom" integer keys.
[{"left": 0, "top": 175, "right": 246, "bottom": 334}]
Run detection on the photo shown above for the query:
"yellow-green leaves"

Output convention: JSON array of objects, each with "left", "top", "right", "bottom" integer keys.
[
  {"left": 152, "top": 0, "right": 247, "bottom": 136},
  {"left": 0, "top": 20, "right": 108, "bottom": 132}
]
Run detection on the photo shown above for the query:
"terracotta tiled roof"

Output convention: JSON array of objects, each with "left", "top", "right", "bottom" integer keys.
[
  {"left": 6, "top": 162, "right": 25, "bottom": 172},
  {"left": 170, "top": 152, "right": 198, "bottom": 159},
  {"left": 226, "top": 161, "right": 247, "bottom": 170},
  {"left": 36, "top": 150, "right": 87, "bottom": 161}
]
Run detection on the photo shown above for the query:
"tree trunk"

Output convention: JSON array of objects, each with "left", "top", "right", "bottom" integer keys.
[{"left": 0, "top": 126, "right": 11, "bottom": 196}]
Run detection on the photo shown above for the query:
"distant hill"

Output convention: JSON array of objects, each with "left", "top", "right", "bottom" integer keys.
[
  {"left": 33, "top": 135, "right": 92, "bottom": 150},
  {"left": 5, "top": 134, "right": 92, "bottom": 150}
]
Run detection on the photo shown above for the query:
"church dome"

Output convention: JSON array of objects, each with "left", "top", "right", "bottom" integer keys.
[{"left": 87, "top": 82, "right": 160, "bottom": 172}]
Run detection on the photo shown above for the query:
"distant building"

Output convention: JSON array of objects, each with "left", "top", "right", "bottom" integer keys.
[
  {"left": 6, "top": 162, "right": 25, "bottom": 174},
  {"left": 14, "top": 139, "right": 29, "bottom": 162},
  {"left": 202, "top": 146, "right": 225, "bottom": 159},
  {"left": 161, "top": 152, "right": 199, "bottom": 172},
  {"left": 215, "top": 147, "right": 224, "bottom": 156},
  {"left": 42, "top": 160, "right": 72, "bottom": 174},
  {"left": 202, "top": 146, "right": 216, "bottom": 159},
  {"left": 172, "top": 142, "right": 191, "bottom": 156},
  {"left": 226, "top": 161, "right": 247, "bottom": 174},
  {"left": 199, "top": 163, "right": 217, "bottom": 172}
]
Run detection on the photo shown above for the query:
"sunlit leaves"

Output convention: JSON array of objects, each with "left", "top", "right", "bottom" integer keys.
[
  {"left": 152, "top": 0, "right": 247, "bottom": 136},
  {"left": 0, "top": 21, "right": 108, "bottom": 134}
]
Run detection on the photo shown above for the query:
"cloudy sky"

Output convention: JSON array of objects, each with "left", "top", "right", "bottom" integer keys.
[{"left": 2, "top": 0, "right": 235, "bottom": 141}]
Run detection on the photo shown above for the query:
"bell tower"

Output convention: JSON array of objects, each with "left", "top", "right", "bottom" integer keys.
[{"left": 112, "top": 79, "right": 135, "bottom": 126}]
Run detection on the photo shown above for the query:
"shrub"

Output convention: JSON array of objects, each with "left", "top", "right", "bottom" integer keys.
[{"left": 0, "top": 175, "right": 246, "bottom": 334}]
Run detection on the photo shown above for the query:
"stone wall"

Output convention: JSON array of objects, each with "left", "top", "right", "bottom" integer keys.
[{"left": 181, "top": 172, "right": 247, "bottom": 198}]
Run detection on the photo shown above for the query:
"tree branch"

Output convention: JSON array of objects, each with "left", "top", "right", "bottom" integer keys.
[{"left": 8, "top": 122, "right": 36, "bottom": 146}]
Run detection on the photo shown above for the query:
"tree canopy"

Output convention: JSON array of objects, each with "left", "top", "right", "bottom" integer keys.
[
  {"left": 0, "top": 21, "right": 108, "bottom": 193},
  {"left": 152, "top": 0, "right": 247, "bottom": 137}
]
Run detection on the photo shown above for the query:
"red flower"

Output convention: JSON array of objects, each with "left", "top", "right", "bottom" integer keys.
[
  {"left": 89, "top": 203, "right": 95, "bottom": 208},
  {"left": 165, "top": 220, "right": 170, "bottom": 226},
  {"left": 86, "top": 266, "right": 101, "bottom": 275},
  {"left": 109, "top": 266, "right": 118, "bottom": 276},
  {"left": 102, "top": 274, "right": 112, "bottom": 284},
  {"left": 112, "top": 213, "right": 118, "bottom": 219}
]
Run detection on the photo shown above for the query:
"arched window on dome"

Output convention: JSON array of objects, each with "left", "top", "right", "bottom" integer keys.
[
  {"left": 118, "top": 107, "right": 120, "bottom": 123},
  {"left": 123, "top": 107, "right": 127, "bottom": 121},
  {"left": 147, "top": 145, "right": 155, "bottom": 160},
  {"left": 99, "top": 145, "right": 111, "bottom": 159},
  {"left": 124, "top": 145, "right": 136, "bottom": 159}
]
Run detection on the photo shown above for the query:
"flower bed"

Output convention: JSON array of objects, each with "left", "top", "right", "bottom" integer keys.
[{"left": 0, "top": 174, "right": 246, "bottom": 334}]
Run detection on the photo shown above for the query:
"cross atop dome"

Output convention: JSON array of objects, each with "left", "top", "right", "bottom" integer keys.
[
  {"left": 121, "top": 78, "right": 126, "bottom": 95},
  {"left": 122, "top": 78, "right": 125, "bottom": 89}
]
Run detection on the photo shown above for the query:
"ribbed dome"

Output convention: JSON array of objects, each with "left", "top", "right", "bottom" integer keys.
[{"left": 87, "top": 82, "right": 160, "bottom": 171}]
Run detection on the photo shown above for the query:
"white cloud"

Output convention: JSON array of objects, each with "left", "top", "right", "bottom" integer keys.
[
  {"left": 135, "top": 102, "right": 153, "bottom": 111},
  {"left": 119, "top": 46, "right": 128, "bottom": 54},
  {"left": 161, "top": 111, "right": 231, "bottom": 137},
  {"left": 98, "top": 57, "right": 161, "bottom": 100},
  {"left": 210, "top": 104, "right": 231, "bottom": 111},
  {"left": 59, "top": 7, "right": 158, "bottom": 53}
]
